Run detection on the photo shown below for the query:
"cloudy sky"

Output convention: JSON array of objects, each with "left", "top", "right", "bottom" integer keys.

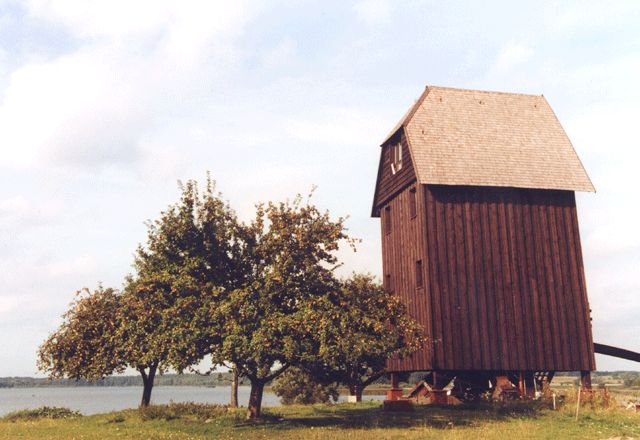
[{"left": 0, "top": 0, "right": 639, "bottom": 376}]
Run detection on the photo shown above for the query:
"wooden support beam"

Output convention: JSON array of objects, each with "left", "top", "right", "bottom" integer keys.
[
  {"left": 518, "top": 372, "right": 525, "bottom": 399},
  {"left": 391, "top": 372, "right": 400, "bottom": 389},
  {"left": 386, "top": 372, "right": 403, "bottom": 401},
  {"left": 524, "top": 372, "right": 536, "bottom": 398},
  {"left": 594, "top": 343, "right": 640, "bottom": 363},
  {"left": 580, "top": 371, "right": 592, "bottom": 390}
]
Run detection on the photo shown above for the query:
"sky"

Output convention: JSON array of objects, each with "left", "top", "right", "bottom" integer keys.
[{"left": 0, "top": 0, "right": 639, "bottom": 376}]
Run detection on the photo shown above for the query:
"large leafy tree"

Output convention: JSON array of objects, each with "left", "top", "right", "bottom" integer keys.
[
  {"left": 120, "top": 176, "right": 242, "bottom": 405},
  {"left": 308, "top": 273, "right": 424, "bottom": 402},
  {"left": 39, "top": 176, "right": 242, "bottom": 406},
  {"left": 37, "top": 284, "right": 204, "bottom": 406},
  {"left": 211, "top": 194, "right": 355, "bottom": 419}
]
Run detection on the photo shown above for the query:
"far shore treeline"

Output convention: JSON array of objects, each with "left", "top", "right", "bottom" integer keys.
[
  {"left": 6, "top": 371, "right": 640, "bottom": 389},
  {"left": 36, "top": 175, "right": 424, "bottom": 419},
  {"left": 0, "top": 372, "right": 246, "bottom": 388}
]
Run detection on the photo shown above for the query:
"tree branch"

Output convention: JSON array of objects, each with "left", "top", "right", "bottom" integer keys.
[
  {"left": 362, "top": 370, "right": 386, "bottom": 388},
  {"left": 263, "top": 364, "right": 290, "bottom": 382}
]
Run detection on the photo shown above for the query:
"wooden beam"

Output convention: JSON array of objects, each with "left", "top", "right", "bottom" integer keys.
[{"left": 594, "top": 343, "right": 640, "bottom": 363}]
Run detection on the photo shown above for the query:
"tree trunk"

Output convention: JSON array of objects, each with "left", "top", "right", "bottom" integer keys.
[
  {"left": 348, "top": 384, "right": 362, "bottom": 402},
  {"left": 139, "top": 364, "right": 157, "bottom": 407},
  {"left": 247, "top": 379, "right": 265, "bottom": 419},
  {"left": 230, "top": 366, "right": 239, "bottom": 408}
]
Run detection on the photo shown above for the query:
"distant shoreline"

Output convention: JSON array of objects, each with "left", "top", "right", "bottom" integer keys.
[
  {"left": 0, "top": 373, "right": 238, "bottom": 389},
  {"left": 3, "top": 370, "right": 636, "bottom": 389}
]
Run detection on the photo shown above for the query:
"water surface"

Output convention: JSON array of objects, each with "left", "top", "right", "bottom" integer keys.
[
  {"left": 0, "top": 386, "right": 276, "bottom": 415},
  {"left": 0, "top": 386, "right": 384, "bottom": 416}
]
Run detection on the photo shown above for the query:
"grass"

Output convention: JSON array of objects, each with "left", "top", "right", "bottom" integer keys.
[{"left": 1, "top": 400, "right": 639, "bottom": 439}]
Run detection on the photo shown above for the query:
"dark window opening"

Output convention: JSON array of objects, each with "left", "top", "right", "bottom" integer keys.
[
  {"left": 416, "top": 260, "right": 423, "bottom": 288},
  {"left": 385, "top": 274, "right": 392, "bottom": 292},
  {"left": 384, "top": 206, "right": 391, "bottom": 234},
  {"left": 391, "top": 143, "right": 403, "bottom": 175},
  {"left": 409, "top": 187, "right": 417, "bottom": 218}
]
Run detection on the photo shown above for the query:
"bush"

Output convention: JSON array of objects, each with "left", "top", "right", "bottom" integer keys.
[
  {"left": 2, "top": 406, "right": 81, "bottom": 422},
  {"left": 272, "top": 367, "right": 339, "bottom": 405},
  {"left": 106, "top": 414, "right": 126, "bottom": 423},
  {"left": 139, "top": 402, "right": 229, "bottom": 421}
]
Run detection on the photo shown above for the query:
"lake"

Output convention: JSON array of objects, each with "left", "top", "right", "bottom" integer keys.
[{"left": 0, "top": 386, "right": 383, "bottom": 416}]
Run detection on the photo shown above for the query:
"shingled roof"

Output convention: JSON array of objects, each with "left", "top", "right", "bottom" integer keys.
[{"left": 383, "top": 86, "right": 595, "bottom": 192}]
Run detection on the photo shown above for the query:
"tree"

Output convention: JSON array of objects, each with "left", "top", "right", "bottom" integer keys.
[
  {"left": 272, "top": 367, "right": 339, "bottom": 405},
  {"left": 38, "top": 287, "right": 126, "bottom": 382},
  {"left": 210, "top": 193, "right": 356, "bottom": 418},
  {"left": 39, "top": 176, "right": 241, "bottom": 407},
  {"left": 36, "top": 284, "right": 203, "bottom": 407},
  {"left": 120, "top": 176, "right": 242, "bottom": 405},
  {"left": 307, "top": 273, "right": 424, "bottom": 402},
  {"left": 229, "top": 366, "right": 239, "bottom": 408}
]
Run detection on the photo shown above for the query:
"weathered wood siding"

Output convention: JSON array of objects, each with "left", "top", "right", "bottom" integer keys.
[
  {"left": 384, "top": 184, "right": 595, "bottom": 372},
  {"left": 372, "top": 130, "right": 416, "bottom": 217},
  {"left": 382, "top": 184, "right": 432, "bottom": 371}
]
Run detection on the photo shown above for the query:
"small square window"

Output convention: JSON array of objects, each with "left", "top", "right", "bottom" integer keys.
[
  {"left": 390, "top": 143, "right": 403, "bottom": 175},
  {"left": 409, "top": 187, "right": 417, "bottom": 218}
]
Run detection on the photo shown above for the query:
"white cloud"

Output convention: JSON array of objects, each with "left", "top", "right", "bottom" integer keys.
[
  {"left": 0, "top": 196, "right": 29, "bottom": 216},
  {"left": 0, "top": 48, "right": 146, "bottom": 169},
  {"left": 23, "top": 0, "right": 259, "bottom": 41},
  {"left": 491, "top": 41, "right": 534, "bottom": 74},
  {"left": 284, "top": 107, "right": 385, "bottom": 146},
  {"left": 551, "top": 1, "right": 640, "bottom": 33},
  {"left": 24, "top": 0, "right": 170, "bottom": 38},
  {"left": 261, "top": 38, "right": 297, "bottom": 69},
  {"left": 0, "top": 1, "right": 261, "bottom": 171},
  {"left": 353, "top": 0, "right": 392, "bottom": 26},
  {"left": 0, "top": 195, "right": 61, "bottom": 228},
  {"left": 46, "top": 255, "right": 97, "bottom": 278},
  {"left": 0, "top": 295, "right": 19, "bottom": 316}
]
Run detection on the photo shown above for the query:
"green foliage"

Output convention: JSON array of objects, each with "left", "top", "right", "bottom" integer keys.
[
  {"left": 138, "top": 402, "right": 229, "bottom": 421},
  {"left": 37, "top": 176, "right": 242, "bottom": 406},
  {"left": 37, "top": 287, "right": 126, "bottom": 381},
  {"left": 209, "top": 192, "right": 357, "bottom": 417},
  {"left": 272, "top": 367, "right": 339, "bottom": 405},
  {"left": 36, "top": 177, "right": 418, "bottom": 418},
  {"left": 306, "top": 273, "right": 424, "bottom": 398},
  {"left": 122, "top": 175, "right": 242, "bottom": 375},
  {"left": 2, "top": 407, "right": 81, "bottom": 422}
]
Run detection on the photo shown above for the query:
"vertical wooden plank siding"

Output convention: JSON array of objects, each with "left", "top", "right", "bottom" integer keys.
[
  {"left": 568, "top": 199, "right": 597, "bottom": 369},
  {"left": 384, "top": 184, "right": 594, "bottom": 372},
  {"left": 425, "top": 188, "right": 445, "bottom": 367},
  {"left": 382, "top": 183, "right": 433, "bottom": 371}
]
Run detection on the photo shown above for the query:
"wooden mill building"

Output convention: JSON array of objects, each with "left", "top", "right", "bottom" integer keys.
[{"left": 372, "top": 86, "right": 596, "bottom": 397}]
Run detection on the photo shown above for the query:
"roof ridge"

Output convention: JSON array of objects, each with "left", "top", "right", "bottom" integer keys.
[
  {"left": 380, "top": 86, "right": 431, "bottom": 146},
  {"left": 426, "top": 85, "right": 543, "bottom": 98}
]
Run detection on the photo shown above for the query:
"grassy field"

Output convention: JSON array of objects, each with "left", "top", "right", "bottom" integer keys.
[{"left": 1, "top": 399, "right": 639, "bottom": 440}]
